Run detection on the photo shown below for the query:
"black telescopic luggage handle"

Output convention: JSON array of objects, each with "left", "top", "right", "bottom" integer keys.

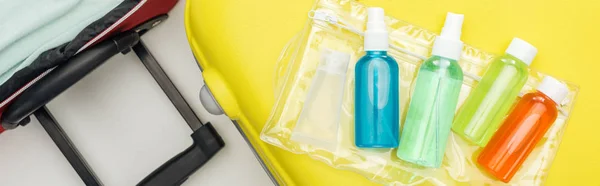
[
  {"left": 2, "top": 28, "right": 224, "bottom": 185},
  {"left": 133, "top": 41, "right": 225, "bottom": 186}
]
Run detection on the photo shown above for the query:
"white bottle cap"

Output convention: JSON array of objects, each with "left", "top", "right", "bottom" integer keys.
[
  {"left": 364, "top": 7, "right": 388, "bottom": 51},
  {"left": 431, "top": 12, "right": 464, "bottom": 60},
  {"left": 537, "top": 76, "right": 569, "bottom": 104},
  {"left": 505, "top": 38, "right": 538, "bottom": 66},
  {"left": 321, "top": 50, "right": 350, "bottom": 74}
]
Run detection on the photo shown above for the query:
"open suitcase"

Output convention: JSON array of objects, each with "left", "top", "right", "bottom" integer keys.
[{"left": 0, "top": 0, "right": 224, "bottom": 185}]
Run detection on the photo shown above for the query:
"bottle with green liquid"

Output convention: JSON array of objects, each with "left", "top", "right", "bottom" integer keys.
[
  {"left": 452, "top": 38, "right": 537, "bottom": 146},
  {"left": 396, "top": 12, "right": 464, "bottom": 168}
]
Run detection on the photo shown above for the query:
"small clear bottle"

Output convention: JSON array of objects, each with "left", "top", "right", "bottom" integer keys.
[
  {"left": 292, "top": 50, "right": 350, "bottom": 151},
  {"left": 477, "top": 76, "right": 569, "bottom": 183},
  {"left": 355, "top": 8, "right": 400, "bottom": 148}
]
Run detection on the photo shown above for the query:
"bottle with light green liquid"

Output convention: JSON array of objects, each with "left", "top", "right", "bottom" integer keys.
[
  {"left": 452, "top": 38, "right": 537, "bottom": 146},
  {"left": 396, "top": 13, "right": 464, "bottom": 168}
]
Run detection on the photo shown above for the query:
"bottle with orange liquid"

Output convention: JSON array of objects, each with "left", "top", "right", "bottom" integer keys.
[{"left": 477, "top": 76, "right": 569, "bottom": 183}]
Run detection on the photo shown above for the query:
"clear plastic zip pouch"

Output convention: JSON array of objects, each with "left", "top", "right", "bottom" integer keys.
[{"left": 260, "top": 0, "right": 579, "bottom": 185}]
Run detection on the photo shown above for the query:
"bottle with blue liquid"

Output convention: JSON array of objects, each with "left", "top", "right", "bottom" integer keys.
[{"left": 355, "top": 8, "right": 399, "bottom": 148}]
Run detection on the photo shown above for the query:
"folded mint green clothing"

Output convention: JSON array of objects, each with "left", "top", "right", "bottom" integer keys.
[
  {"left": 0, "top": 0, "right": 78, "bottom": 51},
  {"left": 0, "top": 0, "right": 124, "bottom": 85}
]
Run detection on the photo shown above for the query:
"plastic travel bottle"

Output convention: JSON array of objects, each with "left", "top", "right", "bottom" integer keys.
[
  {"left": 452, "top": 38, "right": 537, "bottom": 147},
  {"left": 396, "top": 13, "right": 464, "bottom": 167},
  {"left": 478, "top": 76, "right": 569, "bottom": 183},
  {"left": 355, "top": 7, "right": 399, "bottom": 148},
  {"left": 292, "top": 50, "right": 350, "bottom": 151}
]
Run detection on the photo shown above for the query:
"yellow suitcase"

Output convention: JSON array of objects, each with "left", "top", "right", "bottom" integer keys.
[{"left": 184, "top": 0, "right": 599, "bottom": 185}]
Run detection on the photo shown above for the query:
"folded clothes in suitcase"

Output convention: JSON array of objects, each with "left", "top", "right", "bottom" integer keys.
[
  {"left": 0, "top": 0, "right": 124, "bottom": 88},
  {"left": 0, "top": 0, "right": 177, "bottom": 127}
]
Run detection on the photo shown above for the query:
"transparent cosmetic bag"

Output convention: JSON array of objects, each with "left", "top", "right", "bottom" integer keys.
[{"left": 260, "top": 0, "right": 579, "bottom": 185}]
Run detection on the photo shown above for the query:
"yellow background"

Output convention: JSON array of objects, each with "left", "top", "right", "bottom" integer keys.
[{"left": 186, "top": 0, "right": 600, "bottom": 185}]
